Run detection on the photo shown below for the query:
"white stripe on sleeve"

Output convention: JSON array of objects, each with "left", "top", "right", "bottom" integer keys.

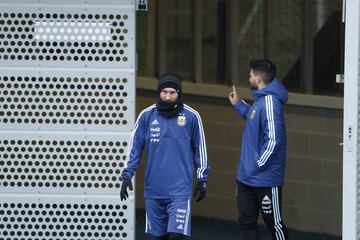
[
  {"left": 258, "top": 95, "right": 276, "bottom": 167},
  {"left": 184, "top": 105, "right": 208, "bottom": 179}
]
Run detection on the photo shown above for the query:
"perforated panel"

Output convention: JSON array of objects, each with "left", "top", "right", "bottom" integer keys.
[
  {"left": 0, "top": 6, "right": 135, "bottom": 68},
  {"left": 0, "top": 1, "right": 136, "bottom": 239},
  {"left": 1, "top": 0, "right": 135, "bottom": 5},
  {"left": 0, "top": 195, "right": 134, "bottom": 240},
  {"left": 0, "top": 133, "right": 130, "bottom": 194},
  {"left": 0, "top": 70, "right": 134, "bottom": 131}
]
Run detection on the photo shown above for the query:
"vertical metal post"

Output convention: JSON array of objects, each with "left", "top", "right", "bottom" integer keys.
[
  {"left": 303, "top": 0, "right": 314, "bottom": 93},
  {"left": 147, "top": 0, "right": 156, "bottom": 77},
  {"left": 342, "top": 0, "right": 359, "bottom": 239},
  {"left": 316, "top": 0, "right": 326, "bottom": 31},
  {"left": 157, "top": 0, "right": 167, "bottom": 75},
  {"left": 229, "top": 0, "right": 239, "bottom": 85},
  {"left": 217, "top": 1, "right": 227, "bottom": 84},
  {"left": 193, "top": 0, "right": 203, "bottom": 83},
  {"left": 264, "top": 0, "right": 275, "bottom": 60}
]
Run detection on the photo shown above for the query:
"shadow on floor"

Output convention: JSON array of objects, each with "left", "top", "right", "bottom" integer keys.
[{"left": 135, "top": 209, "right": 340, "bottom": 240}]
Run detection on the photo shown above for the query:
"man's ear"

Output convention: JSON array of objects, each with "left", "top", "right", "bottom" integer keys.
[{"left": 255, "top": 74, "right": 262, "bottom": 84}]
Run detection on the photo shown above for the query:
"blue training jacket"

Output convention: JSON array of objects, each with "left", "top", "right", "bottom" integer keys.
[
  {"left": 234, "top": 79, "right": 288, "bottom": 187},
  {"left": 121, "top": 104, "right": 210, "bottom": 198}
]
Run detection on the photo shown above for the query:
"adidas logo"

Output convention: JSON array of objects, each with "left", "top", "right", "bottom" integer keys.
[
  {"left": 151, "top": 119, "right": 159, "bottom": 125},
  {"left": 176, "top": 224, "right": 184, "bottom": 230},
  {"left": 262, "top": 195, "right": 271, "bottom": 205}
]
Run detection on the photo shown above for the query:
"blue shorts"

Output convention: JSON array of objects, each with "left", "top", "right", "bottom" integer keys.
[{"left": 145, "top": 198, "right": 191, "bottom": 237}]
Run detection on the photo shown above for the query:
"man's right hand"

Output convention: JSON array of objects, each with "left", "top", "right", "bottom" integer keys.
[
  {"left": 228, "top": 85, "right": 240, "bottom": 106},
  {"left": 120, "top": 178, "right": 133, "bottom": 201}
]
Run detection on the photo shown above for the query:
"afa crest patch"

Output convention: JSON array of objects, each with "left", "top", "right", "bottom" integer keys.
[{"left": 177, "top": 116, "right": 186, "bottom": 126}]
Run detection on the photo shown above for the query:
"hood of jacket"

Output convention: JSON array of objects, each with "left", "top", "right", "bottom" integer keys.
[{"left": 251, "top": 78, "right": 288, "bottom": 104}]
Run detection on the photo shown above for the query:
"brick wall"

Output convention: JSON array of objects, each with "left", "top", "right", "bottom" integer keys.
[{"left": 283, "top": 105, "right": 342, "bottom": 236}]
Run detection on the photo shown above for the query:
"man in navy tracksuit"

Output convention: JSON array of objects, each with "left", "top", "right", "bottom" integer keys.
[
  {"left": 229, "top": 59, "right": 289, "bottom": 240},
  {"left": 120, "top": 72, "right": 210, "bottom": 240}
]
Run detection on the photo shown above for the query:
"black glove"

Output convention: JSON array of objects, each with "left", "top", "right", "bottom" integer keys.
[
  {"left": 120, "top": 178, "right": 133, "bottom": 201},
  {"left": 193, "top": 181, "right": 206, "bottom": 202}
]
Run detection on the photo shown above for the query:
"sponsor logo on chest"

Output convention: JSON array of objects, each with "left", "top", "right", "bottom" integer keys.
[{"left": 150, "top": 123, "right": 160, "bottom": 142}]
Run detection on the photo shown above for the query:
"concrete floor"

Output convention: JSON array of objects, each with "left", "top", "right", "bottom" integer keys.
[{"left": 135, "top": 209, "right": 341, "bottom": 240}]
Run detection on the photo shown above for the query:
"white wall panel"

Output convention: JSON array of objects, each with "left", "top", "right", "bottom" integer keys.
[
  {"left": 0, "top": 69, "right": 135, "bottom": 131},
  {"left": 0, "top": 5, "right": 135, "bottom": 68},
  {"left": 0, "top": 194, "right": 135, "bottom": 240},
  {"left": 0, "top": 0, "right": 136, "bottom": 239},
  {"left": 0, "top": 0, "right": 135, "bottom": 5},
  {"left": 0, "top": 132, "right": 130, "bottom": 195}
]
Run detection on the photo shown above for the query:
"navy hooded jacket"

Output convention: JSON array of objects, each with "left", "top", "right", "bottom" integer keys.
[{"left": 234, "top": 79, "right": 288, "bottom": 187}]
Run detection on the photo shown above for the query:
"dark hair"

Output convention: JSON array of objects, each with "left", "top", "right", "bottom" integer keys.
[{"left": 249, "top": 59, "right": 276, "bottom": 84}]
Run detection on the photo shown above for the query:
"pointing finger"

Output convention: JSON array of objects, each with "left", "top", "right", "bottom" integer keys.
[{"left": 232, "top": 85, "right": 236, "bottom": 93}]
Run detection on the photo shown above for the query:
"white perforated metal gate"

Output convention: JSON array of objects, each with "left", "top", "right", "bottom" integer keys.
[
  {"left": 0, "top": 1, "right": 136, "bottom": 239},
  {"left": 343, "top": 0, "right": 360, "bottom": 239}
]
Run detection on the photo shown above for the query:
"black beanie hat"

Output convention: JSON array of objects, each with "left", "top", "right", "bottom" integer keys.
[{"left": 157, "top": 72, "right": 182, "bottom": 95}]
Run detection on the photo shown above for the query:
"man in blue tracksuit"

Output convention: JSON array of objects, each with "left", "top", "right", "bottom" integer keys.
[
  {"left": 229, "top": 59, "right": 289, "bottom": 240},
  {"left": 120, "top": 72, "right": 210, "bottom": 240}
]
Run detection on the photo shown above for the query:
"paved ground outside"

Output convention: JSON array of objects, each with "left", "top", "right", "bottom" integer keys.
[{"left": 135, "top": 209, "right": 341, "bottom": 240}]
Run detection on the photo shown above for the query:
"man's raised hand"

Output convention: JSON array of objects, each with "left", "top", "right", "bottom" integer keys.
[{"left": 228, "top": 85, "right": 240, "bottom": 106}]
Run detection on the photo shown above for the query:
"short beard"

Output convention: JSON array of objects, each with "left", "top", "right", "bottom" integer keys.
[{"left": 250, "top": 84, "right": 258, "bottom": 91}]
